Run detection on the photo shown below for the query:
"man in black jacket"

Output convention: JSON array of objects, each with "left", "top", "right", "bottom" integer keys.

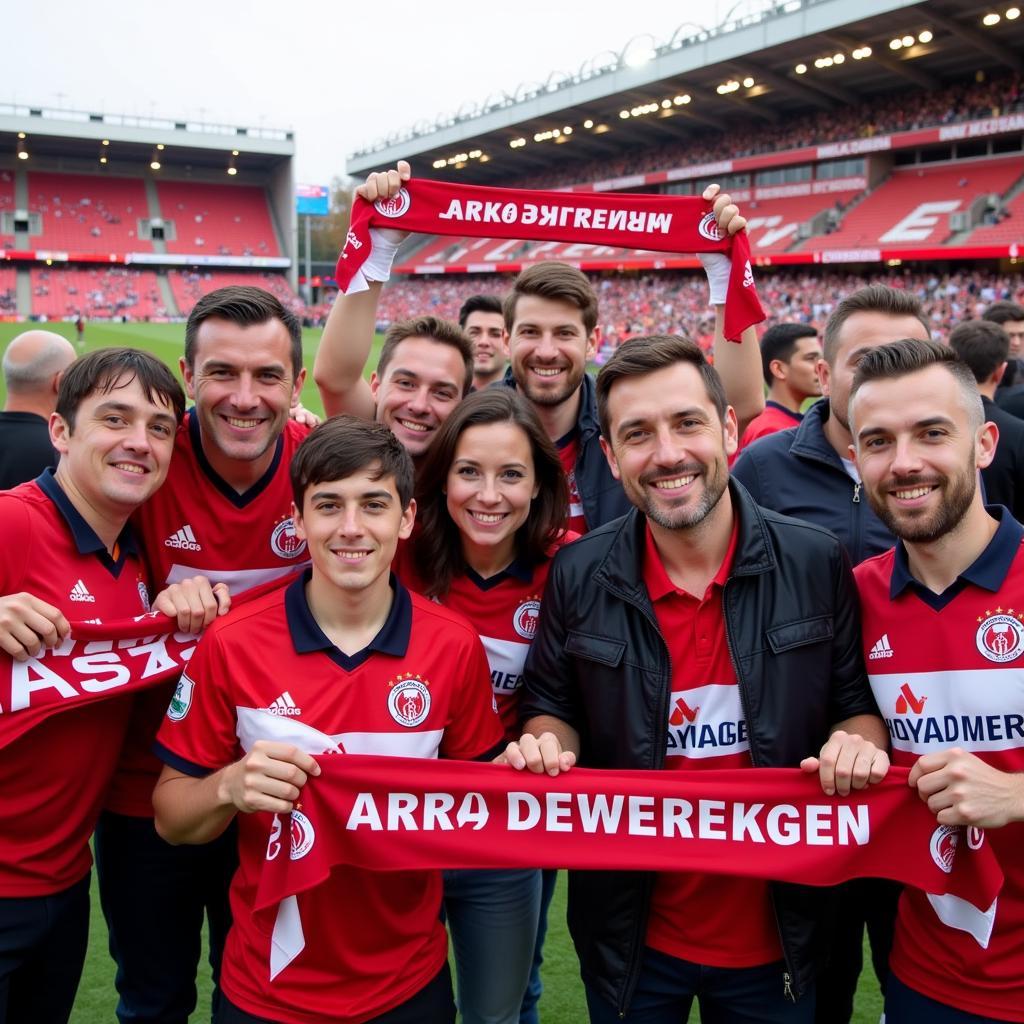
[{"left": 506, "top": 334, "right": 887, "bottom": 1023}]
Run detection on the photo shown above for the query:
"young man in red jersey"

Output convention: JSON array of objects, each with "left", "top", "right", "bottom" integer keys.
[
  {"left": 99, "top": 286, "right": 313, "bottom": 1024},
  {"left": 0, "top": 348, "right": 206, "bottom": 1024},
  {"left": 153, "top": 417, "right": 504, "bottom": 1024},
  {"left": 849, "top": 338, "right": 1024, "bottom": 1024},
  {"left": 458, "top": 293, "right": 508, "bottom": 391}
]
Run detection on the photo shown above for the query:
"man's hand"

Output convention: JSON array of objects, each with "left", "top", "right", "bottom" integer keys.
[
  {"left": 801, "top": 730, "right": 890, "bottom": 796},
  {"left": 0, "top": 592, "right": 70, "bottom": 660},
  {"left": 153, "top": 576, "right": 230, "bottom": 634},
  {"left": 356, "top": 160, "right": 411, "bottom": 249},
  {"left": 289, "top": 400, "right": 321, "bottom": 428},
  {"left": 704, "top": 183, "right": 746, "bottom": 236},
  {"left": 217, "top": 741, "right": 321, "bottom": 815},
  {"left": 909, "top": 747, "right": 1024, "bottom": 828},
  {"left": 498, "top": 731, "right": 576, "bottom": 776}
]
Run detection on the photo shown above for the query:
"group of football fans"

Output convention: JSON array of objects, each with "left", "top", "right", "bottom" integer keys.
[{"left": 1, "top": 163, "right": 1023, "bottom": 1024}]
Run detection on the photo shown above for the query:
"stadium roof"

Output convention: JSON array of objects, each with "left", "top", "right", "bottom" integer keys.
[{"left": 347, "top": 0, "right": 1024, "bottom": 181}]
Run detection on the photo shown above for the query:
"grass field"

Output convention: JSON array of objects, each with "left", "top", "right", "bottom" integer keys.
[{"left": 1, "top": 321, "right": 884, "bottom": 1023}]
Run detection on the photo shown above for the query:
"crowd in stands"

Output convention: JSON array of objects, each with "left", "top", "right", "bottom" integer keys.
[
  {"left": 30, "top": 267, "right": 164, "bottom": 320},
  {"left": 167, "top": 269, "right": 302, "bottom": 315},
  {"left": 501, "top": 72, "right": 1024, "bottom": 191}
]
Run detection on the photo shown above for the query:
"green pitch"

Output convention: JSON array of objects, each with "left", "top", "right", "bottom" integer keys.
[{"left": 0, "top": 322, "right": 884, "bottom": 1024}]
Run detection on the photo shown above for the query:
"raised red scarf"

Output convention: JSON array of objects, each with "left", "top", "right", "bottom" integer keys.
[
  {"left": 256, "top": 754, "right": 1003, "bottom": 976},
  {"left": 336, "top": 179, "right": 765, "bottom": 341}
]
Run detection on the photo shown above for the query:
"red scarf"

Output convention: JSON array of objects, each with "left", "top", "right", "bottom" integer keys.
[{"left": 336, "top": 179, "right": 765, "bottom": 342}]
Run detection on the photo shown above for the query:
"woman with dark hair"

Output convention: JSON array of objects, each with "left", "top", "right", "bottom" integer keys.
[{"left": 409, "top": 387, "right": 573, "bottom": 1024}]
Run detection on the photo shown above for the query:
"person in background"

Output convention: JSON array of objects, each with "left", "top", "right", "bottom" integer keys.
[{"left": 458, "top": 294, "right": 508, "bottom": 391}]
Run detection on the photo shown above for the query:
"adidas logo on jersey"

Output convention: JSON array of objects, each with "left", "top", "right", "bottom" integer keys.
[
  {"left": 869, "top": 634, "right": 894, "bottom": 660},
  {"left": 261, "top": 691, "right": 302, "bottom": 717},
  {"left": 69, "top": 579, "right": 95, "bottom": 603},
  {"left": 164, "top": 525, "right": 202, "bottom": 551}
]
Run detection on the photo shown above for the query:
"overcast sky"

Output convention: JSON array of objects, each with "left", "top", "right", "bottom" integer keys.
[{"left": 9, "top": 0, "right": 725, "bottom": 184}]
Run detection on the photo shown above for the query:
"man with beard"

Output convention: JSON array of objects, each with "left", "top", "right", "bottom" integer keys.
[
  {"left": 458, "top": 294, "right": 507, "bottom": 391},
  {"left": 503, "top": 334, "right": 886, "bottom": 1023},
  {"left": 849, "top": 338, "right": 1024, "bottom": 1024}
]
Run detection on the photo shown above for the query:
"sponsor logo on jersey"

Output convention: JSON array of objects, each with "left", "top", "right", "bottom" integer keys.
[
  {"left": 167, "top": 673, "right": 195, "bottom": 721},
  {"left": 165, "top": 525, "right": 202, "bottom": 551},
  {"left": 260, "top": 691, "right": 302, "bottom": 717},
  {"left": 976, "top": 612, "right": 1024, "bottom": 663},
  {"left": 69, "top": 579, "right": 95, "bottom": 603},
  {"left": 930, "top": 824, "right": 960, "bottom": 874},
  {"left": 289, "top": 809, "right": 316, "bottom": 860},
  {"left": 697, "top": 211, "right": 722, "bottom": 242},
  {"left": 270, "top": 517, "right": 307, "bottom": 560},
  {"left": 374, "top": 188, "right": 411, "bottom": 219},
  {"left": 869, "top": 633, "right": 894, "bottom": 660},
  {"left": 387, "top": 674, "right": 431, "bottom": 727},
  {"left": 894, "top": 682, "right": 926, "bottom": 715},
  {"left": 665, "top": 684, "right": 749, "bottom": 759},
  {"left": 513, "top": 599, "right": 541, "bottom": 640}
]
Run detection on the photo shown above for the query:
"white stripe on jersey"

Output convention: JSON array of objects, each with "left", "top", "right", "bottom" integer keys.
[
  {"left": 665, "top": 682, "right": 749, "bottom": 759},
  {"left": 869, "top": 668, "right": 1024, "bottom": 754},
  {"left": 480, "top": 635, "right": 529, "bottom": 694},
  {"left": 166, "top": 563, "right": 308, "bottom": 592}
]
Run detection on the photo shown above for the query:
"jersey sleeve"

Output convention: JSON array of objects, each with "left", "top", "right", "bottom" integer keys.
[
  {"left": 0, "top": 495, "right": 32, "bottom": 595},
  {"left": 154, "top": 627, "right": 241, "bottom": 777},
  {"left": 440, "top": 630, "right": 504, "bottom": 761}
]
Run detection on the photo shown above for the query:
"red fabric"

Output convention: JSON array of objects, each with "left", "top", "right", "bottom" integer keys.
[
  {"left": 336, "top": 179, "right": 765, "bottom": 341},
  {"left": 738, "top": 402, "right": 803, "bottom": 451},
  {"left": 555, "top": 432, "right": 587, "bottom": 535}
]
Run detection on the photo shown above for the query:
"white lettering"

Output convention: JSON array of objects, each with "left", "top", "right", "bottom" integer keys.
[
  {"left": 501, "top": 202, "right": 518, "bottom": 224},
  {"left": 538, "top": 206, "right": 557, "bottom": 227},
  {"left": 573, "top": 208, "right": 592, "bottom": 229},
  {"left": 423, "top": 792, "right": 456, "bottom": 830},
  {"left": 732, "top": 802, "right": 766, "bottom": 842},
  {"left": 699, "top": 799, "right": 727, "bottom": 839},
  {"left": 9, "top": 659, "right": 78, "bottom": 711},
  {"left": 482, "top": 201, "right": 501, "bottom": 223},
  {"left": 766, "top": 804, "right": 801, "bottom": 845},
  {"left": 507, "top": 792, "right": 541, "bottom": 830},
  {"left": 456, "top": 792, "right": 489, "bottom": 830},
  {"left": 438, "top": 199, "right": 463, "bottom": 221},
  {"left": 591, "top": 208, "right": 607, "bottom": 230},
  {"left": 648, "top": 212, "right": 672, "bottom": 234},
  {"left": 346, "top": 792, "right": 383, "bottom": 830},
  {"left": 880, "top": 201, "right": 960, "bottom": 244},
  {"left": 629, "top": 795, "right": 657, "bottom": 836},
  {"left": 608, "top": 210, "right": 628, "bottom": 231},
  {"left": 521, "top": 204, "right": 538, "bottom": 225},
  {"left": 74, "top": 653, "right": 132, "bottom": 692},
  {"left": 838, "top": 805, "right": 870, "bottom": 845},
  {"left": 627, "top": 211, "right": 646, "bottom": 232},
  {"left": 577, "top": 793, "right": 624, "bottom": 833},
  {"left": 662, "top": 798, "right": 694, "bottom": 838},
  {"left": 464, "top": 200, "right": 483, "bottom": 222},
  {"left": 387, "top": 793, "right": 419, "bottom": 830},
  {"left": 546, "top": 792, "right": 574, "bottom": 832},
  {"left": 805, "top": 805, "right": 833, "bottom": 845}
]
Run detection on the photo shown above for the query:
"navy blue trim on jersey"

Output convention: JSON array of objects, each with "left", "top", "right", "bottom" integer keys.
[
  {"left": 554, "top": 426, "right": 579, "bottom": 450},
  {"left": 764, "top": 400, "right": 803, "bottom": 423},
  {"left": 35, "top": 468, "right": 138, "bottom": 575},
  {"left": 285, "top": 568, "right": 412, "bottom": 670},
  {"left": 464, "top": 554, "right": 535, "bottom": 591},
  {"left": 890, "top": 505, "right": 1024, "bottom": 610},
  {"left": 188, "top": 411, "right": 285, "bottom": 509},
  {"left": 152, "top": 740, "right": 214, "bottom": 778}
]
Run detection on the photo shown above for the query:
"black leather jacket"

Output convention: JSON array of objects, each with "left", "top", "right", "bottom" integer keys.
[{"left": 520, "top": 481, "right": 878, "bottom": 1013}]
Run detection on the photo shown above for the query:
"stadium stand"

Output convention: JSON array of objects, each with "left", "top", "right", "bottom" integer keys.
[
  {"left": 0, "top": 170, "right": 14, "bottom": 248},
  {"left": 814, "top": 157, "right": 1024, "bottom": 251},
  {"left": 0, "top": 266, "right": 16, "bottom": 314},
  {"left": 28, "top": 172, "right": 148, "bottom": 251},
  {"left": 967, "top": 185, "right": 1024, "bottom": 245},
  {"left": 742, "top": 190, "right": 862, "bottom": 253},
  {"left": 158, "top": 181, "right": 280, "bottom": 256},
  {"left": 166, "top": 269, "right": 301, "bottom": 314},
  {"left": 29, "top": 267, "right": 164, "bottom": 319}
]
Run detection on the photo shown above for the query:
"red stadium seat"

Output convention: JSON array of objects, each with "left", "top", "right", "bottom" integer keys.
[
  {"left": 158, "top": 182, "right": 280, "bottom": 257},
  {"left": 29, "top": 267, "right": 164, "bottom": 319},
  {"left": 0, "top": 170, "right": 15, "bottom": 249},
  {"left": 165, "top": 269, "right": 301, "bottom": 315},
  {"left": 28, "top": 172, "right": 149, "bottom": 251}
]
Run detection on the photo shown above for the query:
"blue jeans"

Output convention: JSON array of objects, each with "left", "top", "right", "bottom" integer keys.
[
  {"left": 443, "top": 868, "right": 541, "bottom": 1024},
  {"left": 584, "top": 946, "right": 815, "bottom": 1024},
  {"left": 520, "top": 869, "right": 557, "bottom": 1024},
  {"left": 885, "top": 974, "right": 1006, "bottom": 1023}
]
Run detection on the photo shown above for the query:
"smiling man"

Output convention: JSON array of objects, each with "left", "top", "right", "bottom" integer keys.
[
  {"left": 459, "top": 294, "right": 507, "bottom": 391},
  {"left": 504, "top": 334, "right": 886, "bottom": 1023},
  {"left": 849, "top": 339, "right": 1024, "bottom": 1024}
]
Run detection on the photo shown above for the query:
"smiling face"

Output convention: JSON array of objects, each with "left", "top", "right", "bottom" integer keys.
[
  {"left": 182, "top": 316, "right": 304, "bottom": 471},
  {"left": 776, "top": 336, "right": 823, "bottom": 401},
  {"left": 370, "top": 336, "right": 465, "bottom": 457},
  {"left": 506, "top": 294, "right": 596, "bottom": 408},
  {"left": 294, "top": 466, "right": 415, "bottom": 594},
  {"left": 600, "top": 361, "right": 737, "bottom": 531},
  {"left": 445, "top": 421, "right": 539, "bottom": 569},
  {"left": 51, "top": 373, "right": 178, "bottom": 517},
  {"left": 850, "top": 364, "right": 995, "bottom": 543},
  {"left": 463, "top": 310, "right": 507, "bottom": 380}
]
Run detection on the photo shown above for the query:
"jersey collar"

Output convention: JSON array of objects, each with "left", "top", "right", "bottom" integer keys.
[
  {"left": 891, "top": 505, "right": 1024, "bottom": 607},
  {"left": 464, "top": 553, "right": 535, "bottom": 591},
  {"left": 35, "top": 468, "right": 138, "bottom": 571},
  {"left": 188, "top": 410, "right": 285, "bottom": 509},
  {"left": 285, "top": 568, "right": 412, "bottom": 671}
]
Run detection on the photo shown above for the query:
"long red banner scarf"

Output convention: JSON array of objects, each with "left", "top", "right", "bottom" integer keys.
[
  {"left": 256, "top": 755, "right": 1003, "bottom": 977},
  {"left": 336, "top": 179, "right": 765, "bottom": 341}
]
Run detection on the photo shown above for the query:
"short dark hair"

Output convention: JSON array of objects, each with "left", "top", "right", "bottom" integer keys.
[
  {"left": 184, "top": 286, "right": 303, "bottom": 378},
  {"left": 823, "top": 285, "right": 930, "bottom": 365},
  {"left": 413, "top": 389, "right": 568, "bottom": 598},
  {"left": 948, "top": 320, "right": 1010, "bottom": 383},
  {"left": 596, "top": 334, "right": 727, "bottom": 440},
  {"left": 760, "top": 323, "right": 819, "bottom": 386},
  {"left": 982, "top": 300, "right": 1024, "bottom": 326},
  {"left": 290, "top": 415, "right": 415, "bottom": 510},
  {"left": 458, "top": 294, "right": 504, "bottom": 328},
  {"left": 56, "top": 348, "right": 185, "bottom": 430},
  {"left": 504, "top": 262, "right": 598, "bottom": 335},
  {"left": 850, "top": 338, "right": 983, "bottom": 430},
  {"left": 376, "top": 316, "right": 473, "bottom": 396}
]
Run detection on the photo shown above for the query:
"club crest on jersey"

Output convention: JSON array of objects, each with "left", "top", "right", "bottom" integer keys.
[
  {"left": 975, "top": 612, "right": 1024, "bottom": 663},
  {"left": 138, "top": 578, "right": 151, "bottom": 612},
  {"left": 270, "top": 516, "right": 307, "bottom": 560},
  {"left": 929, "top": 824, "right": 960, "bottom": 874},
  {"left": 387, "top": 674, "right": 431, "bottom": 727},
  {"left": 513, "top": 598, "right": 542, "bottom": 640},
  {"left": 374, "top": 188, "right": 411, "bottom": 219},
  {"left": 167, "top": 673, "right": 195, "bottom": 721},
  {"left": 289, "top": 809, "right": 316, "bottom": 860},
  {"left": 697, "top": 211, "right": 721, "bottom": 242},
  {"left": 967, "top": 826, "right": 986, "bottom": 851}
]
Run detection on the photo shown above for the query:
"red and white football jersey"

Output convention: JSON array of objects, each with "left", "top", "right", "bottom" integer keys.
[
  {"left": 555, "top": 430, "right": 588, "bottom": 536},
  {"left": 0, "top": 471, "right": 150, "bottom": 896},
  {"left": 155, "top": 573, "right": 502, "bottom": 1024},
  {"left": 856, "top": 512, "right": 1024, "bottom": 1021},
  {"left": 112, "top": 413, "right": 311, "bottom": 816}
]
